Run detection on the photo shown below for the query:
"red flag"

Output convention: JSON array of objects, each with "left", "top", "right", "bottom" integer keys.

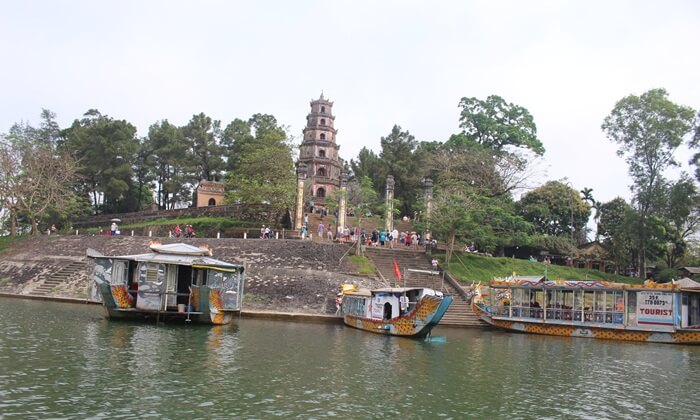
[{"left": 393, "top": 259, "right": 402, "bottom": 283}]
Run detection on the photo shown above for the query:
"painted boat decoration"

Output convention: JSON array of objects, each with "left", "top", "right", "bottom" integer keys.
[
  {"left": 471, "top": 275, "right": 700, "bottom": 344},
  {"left": 340, "top": 287, "right": 453, "bottom": 338},
  {"left": 88, "top": 242, "right": 245, "bottom": 325}
]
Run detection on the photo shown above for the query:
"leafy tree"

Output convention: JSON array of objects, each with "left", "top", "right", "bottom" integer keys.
[
  {"left": 224, "top": 114, "right": 295, "bottom": 223},
  {"left": 518, "top": 181, "right": 590, "bottom": 244},
  {"left": 345, "top": 175, "right": 380, "bottom": 255},
  {"left": 598, "top": 197, "right": 635, "bottom": 274},
  {"left": 428, "top": 181, "right": 478, "bottom": 264},
  {"left": 130, "top": 139, "right": 156, "bottom": 212},
  {"left": 602, "top": 88, "right": 697, "bottom": 277},
  {"left": 458, "top": 95, "right": 545, "bottom": 156},
  {"left": 222, "top": 118, "right": 253, "bottom": 171},
  {"left": 61, "top": 110, "right": 139, "bottom": 214},
  {"left": 145, "top": 120, "right": 190, "bottom": 209},
  {"left": 349, "top": 147, "right": 384, "bottom": 190},
  {"left": 0, "top": 115, "right": 80, "bottom": 235},
  {"left": 182, "top": 113, "right": 224, "bottom": 182},
  {"left": 660, "top": 176, "right": 700, "bottom": 268},
  {"left": 379, "top": 125, "right": 422, "bottom": 216},
  {"left": 688, "top": 112, "right": 700, "bottom": 182}
]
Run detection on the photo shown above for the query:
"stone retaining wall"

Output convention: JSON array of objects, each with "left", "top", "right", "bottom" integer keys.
[{"left": 0, "top": 235, "right": 385, "bottom": 314}]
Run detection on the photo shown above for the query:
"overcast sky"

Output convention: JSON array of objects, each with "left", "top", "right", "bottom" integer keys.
[{"left": 1, "top": 0, "right": 698, "bottom": 205}]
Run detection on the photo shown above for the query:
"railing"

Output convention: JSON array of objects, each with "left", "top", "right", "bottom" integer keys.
[
  {"left": 72, "top": 204, "right": 285, "bottom": 228},
  {"left": 338, "top": 240, "right": 357, "bottom": 265}
]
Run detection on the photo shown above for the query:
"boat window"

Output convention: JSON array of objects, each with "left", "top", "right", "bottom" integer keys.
[
  {"left": 111, "top": 260, "right": 128, "bottom": 285},
  {"left": 208, "top": 271, "right": 223, "bottom": 289},
  {"left": 627, "top": 292, "right": 638, "bottom": 326},
  {"left": 139, "top": 263, "right": 165, "bottom": 284},
  {"left": 579, "top": 290, "right": 624, "bottom": 324},
  {"left": 193, "top": 269, "right": 205, "bottom": 286},
  {"left": 509, "top": 288, "right": 544, "bottom": 319},
  {"left": 689, "top": 293, "right": 700, "bottom": 327},
  {"left": 342, "top": 295, "right": 366, "bottom": 317}
]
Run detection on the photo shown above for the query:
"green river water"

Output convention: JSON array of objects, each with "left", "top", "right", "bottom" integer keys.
[{"left": 1, "top": 297, "right": 699, "bottom": 419}]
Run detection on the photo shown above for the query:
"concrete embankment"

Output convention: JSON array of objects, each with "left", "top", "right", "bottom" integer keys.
[{"left": 0, "top": 235, "right": 385, "bottom": 316}]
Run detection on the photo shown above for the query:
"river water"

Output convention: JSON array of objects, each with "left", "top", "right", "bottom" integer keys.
[{"left": 1, "top": 298, "right": 699, "bottom": 419}]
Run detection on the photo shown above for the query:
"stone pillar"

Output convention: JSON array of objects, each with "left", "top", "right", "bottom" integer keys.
[
  {"left": 295, "top": 164, "right": 308, "bottom": 230},
  {"left": 385, "top": 175, "right": 395, "bottom": 232},
  {"left": 338, "top": 172, "right": 348, "bottom": 235},
  {"left": 422, "top": 177, "right": 433, "bottom": 241}
]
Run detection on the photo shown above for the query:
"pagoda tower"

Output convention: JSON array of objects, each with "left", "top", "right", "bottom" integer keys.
[{"left": 298, "top": 93, "right": 341, "bottom": 213}]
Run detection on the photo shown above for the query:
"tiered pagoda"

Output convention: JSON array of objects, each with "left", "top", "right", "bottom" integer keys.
[{"left": 297, "top": 93, "right": 342, "bottom": 212}]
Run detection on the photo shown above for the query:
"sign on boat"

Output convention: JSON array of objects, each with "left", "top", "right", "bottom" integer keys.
[
  {"left": 472, "top": 275, "right": 700, "bottom": 344},
  {"left": 88, "top": 242, "right": 245, "bottom": 325}
]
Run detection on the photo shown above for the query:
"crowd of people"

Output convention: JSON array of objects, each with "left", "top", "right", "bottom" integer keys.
[
  {"left": 172, "top": 224, "right": 196, "bottom": 238},
  {"left": 361, "top": 228, "right": 423, "bottom": 250}
]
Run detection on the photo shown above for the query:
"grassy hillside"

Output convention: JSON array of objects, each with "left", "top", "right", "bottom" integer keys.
[{"left": 442, "top": 252, "right": 643, "bottom": 285}]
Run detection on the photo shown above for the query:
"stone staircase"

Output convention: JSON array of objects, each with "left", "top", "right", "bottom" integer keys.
[
  {"left": 364, "top": 247, "right": 487, "bottom": 328},
  {"left": 32, "top": 260, "right": 86, "bottom": 296}
]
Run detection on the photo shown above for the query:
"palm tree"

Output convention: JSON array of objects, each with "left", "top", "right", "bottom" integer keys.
[{"left": 580, "top": 187, "right": 601, "bottom": 241}]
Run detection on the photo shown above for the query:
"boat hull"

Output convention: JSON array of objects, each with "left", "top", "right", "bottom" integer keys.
[
  {"left": 96, "top": 282, "right": 237, "bottom": 325},
  {"left": 344, "top": 295, "right": 452, "bottom": 338},
  {"left": 472, "top": 301, "right": 700, "bottom": 344},
  {"left": 102, "top": 306, "right": 238, "bottom": 325}
]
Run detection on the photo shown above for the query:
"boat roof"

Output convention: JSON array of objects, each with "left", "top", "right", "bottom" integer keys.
[
  {"left": 674, "top": 277, "right": 700, "bottom": 290},
  {"left": 86, "top": 243, "right": 240, "bottom": 271},
  {"left": 489, "top": 277, "right": 685, "bottom": 290},
  {"left": 149, "top": 243, "right": 212, "bottom": 256},
  {"left": 343, "top": 287, "right": 435, "bottom": 297},
  {"left": 373, "top": 287, "right": 434, "bottom": 293}
]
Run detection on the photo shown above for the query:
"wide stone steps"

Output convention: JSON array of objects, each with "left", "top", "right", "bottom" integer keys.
[
  {"left": 32, "top": 260, "right": 86, "bottom": 296},
  {"left": 364, "top": 247, "right": 487, "bottom": 328}
]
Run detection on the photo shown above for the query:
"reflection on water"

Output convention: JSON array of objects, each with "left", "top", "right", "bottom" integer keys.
[{"left": 1, "top": 298, "right": 699, "bottom": 418}]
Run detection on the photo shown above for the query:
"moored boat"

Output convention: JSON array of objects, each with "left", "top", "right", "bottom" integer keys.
[
  {"left": 88, "top": 242, "right": 245, "bottom": 325},
  {"left": 340, "top": 287, "right": 453, "bottom": 338},
  {"left": 471, "top": 275, "right": 700, "bottom": 344}
]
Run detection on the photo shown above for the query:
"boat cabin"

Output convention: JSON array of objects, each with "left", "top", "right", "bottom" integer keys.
[
  {"left": 488, "top": 277, "right": 700, "bottom": 331},
  {"left": 342, "top": 287, "right": 442, "bottom": 320},
  {"left": 88, "top": 243, "right": 245, "bottom": 323}
]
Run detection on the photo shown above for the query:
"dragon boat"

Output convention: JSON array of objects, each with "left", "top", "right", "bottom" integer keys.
[
  {"left": 471, "top": 275, "right": 700, "bottom": 344},
  {"left": 340, "top": 287, "right": 452, "bottom": 338},
  {"left": 88, "top": 242, "right": 245, "bottom": 325}
]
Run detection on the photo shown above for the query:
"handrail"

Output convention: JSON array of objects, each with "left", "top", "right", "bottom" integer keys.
[
  {"left": 364, "top": 251, "right": 390, "bottom": 286},
  {"left": 338, "top": 240, "right": 357, "bottom": 265},
  {"left": 442, "top": 270, "right": 469, "bottom": 300}
]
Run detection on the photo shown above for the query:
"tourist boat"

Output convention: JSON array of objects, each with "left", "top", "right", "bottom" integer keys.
[
  {"left": 88, "top": 242, "right": 245, "bottom": 325},
  {"left": 340, "top": 287, "right": 453, "bottom": 338},
  {"left": 471, "top": 275, "right": 700, "bottom": 344}
]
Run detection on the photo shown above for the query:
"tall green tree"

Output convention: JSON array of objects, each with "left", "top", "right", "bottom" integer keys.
[
  {"left": 145, "top": 120, "right": 190, "bottom": 209},
  {"left": 224, "top": 114, "right": 295, "bottom": 222},
  {"left": 602, "top": 88, "right": 697, "bottom": 277},
  {"left": 61, "top": 110, "right": 139, "bottom": 214},
  {"left": 598, "top": 197, "right": 635, "bottom": 274},
  {"left": 428, "top": 181, "right": 479, "bottom": 264},
  {"left": 580, "top": 187, "right": 602, "bottom": 240},
  {"left": 518, "top": 181, "right": 591, "bottom": 245},
  {"left": 349, "top": 146, "right": 384, "bottom": 190},
  {"left": 660, "top": 177, "right": 700, "bottom": 268},
  {"left": 458, "top": 95, "right": 545, "bottom": 156},
  {"left": 379, "top": 125, "right": 422, "bottom": 216},
  {"left": 182, "top": 113, "right": 224, "bottom": 183}
]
